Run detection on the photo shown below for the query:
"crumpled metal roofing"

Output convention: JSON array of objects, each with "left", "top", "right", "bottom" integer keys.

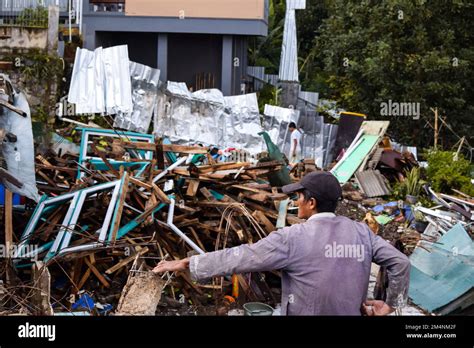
[
  {"left": 355, "top": 170, "right": 391, "bottom": 198},
  {"left": 0, "top": 74, "right": 39, "bottom": 201},
  {"left": 68, "top": 45, "right": 133, "bottom": 115},
  {"left": 263, "top": 104, "right": 300, "bottom": 154},
  {"left": 154, "top": 83, "right": 264, "bottom": 155},
  {"left": 113, "top": 61, "right": 161, "bottom": 133},
  {"left": 409, "top": 223, "right": 474, "bottom": 314},
  {"left": 279, "top": 0, "right": 306, "bottom": 82}
]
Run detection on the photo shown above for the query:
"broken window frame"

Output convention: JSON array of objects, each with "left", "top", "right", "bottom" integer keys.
[
  {"left": 77, "top": 127, "right": 155, "bottom": 179},
  {"left": 45, "top": 179, "right": 123, "bottom": 262},
  {"left": 15, "top": 179, "right": 123, "bottom": 263}
]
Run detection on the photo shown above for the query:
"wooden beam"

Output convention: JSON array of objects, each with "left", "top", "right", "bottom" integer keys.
[
  {"left": 252, "top": 210, "right": 276, "bottom": 234},
  {"left": 5, "top": 189, "right": 13, "bottom": 256},
  {"left": 122, "top": 141, "right": 209, "bottom": 154},
  {"left": 188, "top": 227, "right": 206, "bottom": 252},
  {"left": 0, "top": 167, "right": 23, "bottom": 188},
  {"left": 91, "top": 143, "right": 120, "bottom": 177},
  {"left": 84, "top": 256, "right": 110, "bottom": 288},
  {"left": 152, "top": 183, "right": 171, "bottom": 204},
  {"left": 186, "top": 179, "right": 200, "bottom": 197},
  {"left": 156, "top": 141, "right": 165, "bottom": 170},
  {"left": 105, "top": 247, "right": 149, "bottom": 274},
  {"left": 32, "top": 261, "right": 53, "bottom": 315},
  {"left": 77, "top": 268, "right": 92, "bottom": 290}
]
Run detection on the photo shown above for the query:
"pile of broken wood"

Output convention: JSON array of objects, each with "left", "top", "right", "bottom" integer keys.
[{"left": 1, "top": 127, "right": 301, "bottom": 316}]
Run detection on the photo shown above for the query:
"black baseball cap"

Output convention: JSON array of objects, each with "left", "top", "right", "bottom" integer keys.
[{"left": 282, "top": 172, "right": 342, "bottom": 202}]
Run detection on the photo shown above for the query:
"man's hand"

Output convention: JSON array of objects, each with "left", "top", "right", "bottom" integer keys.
[
  {"left": 361, "top": 300, "right": 395, "bottom": 316},
  {"left": 152, "top": 258, "right": 190, "bottom": 274}
]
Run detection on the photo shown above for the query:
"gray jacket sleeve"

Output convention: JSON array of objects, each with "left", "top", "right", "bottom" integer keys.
[
  {"left": 189, "top": 228, "right": 290, "bottom": 281},
  {"left": 370, "top": 231, "right": 411, "bottom": 308}
]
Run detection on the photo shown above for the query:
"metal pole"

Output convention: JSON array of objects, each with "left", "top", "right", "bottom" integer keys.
[
  {"left": 68, "top": 0, "right": 71, "bottom": 41},
  {"left": 167, "top": 199, "right": 205, "bottom": 255},
  {"left": 78, "top": 0, "right": 82, "bottom": 35}
]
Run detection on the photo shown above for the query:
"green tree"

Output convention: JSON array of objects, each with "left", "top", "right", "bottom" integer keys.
[{"left": 315, "top": 0, "right": 474, "bottom": 149}]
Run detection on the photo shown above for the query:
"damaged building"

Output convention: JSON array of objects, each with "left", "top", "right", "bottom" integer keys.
[{"left": 81, "top": 0, "right": 269, "bottom": 95}]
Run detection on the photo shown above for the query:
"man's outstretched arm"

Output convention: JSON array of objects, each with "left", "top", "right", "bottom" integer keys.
[{"left": 153, "top": 228, "right": 290, "bottom": 281}]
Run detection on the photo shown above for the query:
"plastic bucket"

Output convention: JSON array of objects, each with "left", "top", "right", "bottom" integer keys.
[{"left": 243, "top": 302, "right": 274, "bottom": 316}]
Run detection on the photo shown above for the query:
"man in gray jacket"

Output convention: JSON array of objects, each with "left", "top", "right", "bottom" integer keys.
[{"left": 153, "top": 172, "right": 410, "bottom": 316}]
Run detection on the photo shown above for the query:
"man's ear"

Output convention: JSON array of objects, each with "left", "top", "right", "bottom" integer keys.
[{"left": 311, "top": 198, "right": 318, "bottom": 211}]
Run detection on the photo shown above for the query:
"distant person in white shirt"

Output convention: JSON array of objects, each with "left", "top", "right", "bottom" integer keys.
[{"left": 289, "top": 122, "right": 302, "bottom": 164}]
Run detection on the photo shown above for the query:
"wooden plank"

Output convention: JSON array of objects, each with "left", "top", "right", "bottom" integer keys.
[
  {"left": 243, "top": 199, "right": 303, "bottom": 225},
  {"left": 35, "top": 164, "right": 77, "bottom": 173},
  {"left": 198, "top": 162, "right": 251, "bottom": 174},
  {"left": 105, "top": 247, "right": 149, "bottom": 274},
  {"left": 152, "top": 183, "right": 171, "bottom": 204},
  {"left": 231, "top": 184, "right": 262, "bottom": 193},
  {"left": 156, "top": 141, "right": 165, "bottom": 170},
  {"left": 188, "top": 227, "right": 206, "bottom": 252},
  {"left": 129, "top": 176, "right": 152, "bottom": 190},
  {"left": 122, "top": 141, "right": 209, "bottom": 154},
  {"left": 84, "top": 255, "right": 110, "bottom": 288},
  {"left": 32, "top": 261, "right": 53, "bottom": 315},
  {"left": 4, "top": 189, "right": 13, "bottom": 256},
  {"left": 90, "top": 143, "right": 120, "bottom": 177},
  {"left": 186, "top": 179, "right": 200, "bottom": 197},
  {"left": 244, "top": 192, "right": 269, "bottom": 203},
  {"left": 172, "top": 168, "right": 190, "bottom": 176},
  {"left": 71, "top": 258, "right": 84, "bottom": 292},
  {"left": 0, "top": 167, "right": 23, "bottom": 188},
  {"left": 196, "top": 201, "right": 235, "bottom": 208},
  {"left": 37, "top": 170, "right": 58, "bottom": 188},
  {"left": 252, "top": 210, "right": 276, "bottom": 234},
  {"left": 77, "top": 268, "right": 92, "bottom": 290}
]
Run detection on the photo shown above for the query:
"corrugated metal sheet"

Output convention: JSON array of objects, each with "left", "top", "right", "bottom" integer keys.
[
  {"left": 68, "top": 45, "right": 133, "bottom": 115},
  {"left": 298, "top": 90, "right": 319, "bottom": 106},
  {"left": 263, "top": 104, "right": 300, "bottom": 155},
  {"left": 409, "top": 223, "right": 474, "bottom": 314},
  {"left": 279, "top": 0, "right": 306, "bottom": 82},
  {"left": 355, "top": 170, "right": 391, "bottom": 198},
  {"left": 247, "top": 66, "right": 279, "bottom": 89},
  {"left": 289, "top": 0, "right": 306, "bottom": 9},
  {"left": 247, "top": 66, "right": 265, "bottom": 90},
  {"left": 113, "top": 61, "right": 161, "bottom": 133},
  {"left": 265, "top": 74, "right": 279, "bottom": 86}
]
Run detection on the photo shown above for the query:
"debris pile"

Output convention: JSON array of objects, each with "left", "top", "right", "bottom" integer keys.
[
  {"left": 2, "top": 122, "right": 306, "bottom": 315},
  {"left": 1, "top": 49, "right": 472, "bottom": 317}
]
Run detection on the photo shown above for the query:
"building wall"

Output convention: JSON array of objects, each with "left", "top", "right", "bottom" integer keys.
[
  {"left": 167, "top": 33, "right": 222, "bottom": 90},
  {"left": 0, "top": 27, "right": 48, "bottom": 51},
  {"left": 81, "top": 0, "right": 265, "bottom": 96},
  {"left": 95, "top": 31, "right": 158, "bottom": 68},
  {"left": 125, "top": 0, "right": 265, "bottom": 20}
]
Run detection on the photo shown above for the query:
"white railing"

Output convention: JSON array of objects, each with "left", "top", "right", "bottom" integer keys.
[
  {"left": 1, "top": 0, "right": 82, "bottom": 35},
  {"left": 1, "top": 0, "right": 73, "bottom": 12}
]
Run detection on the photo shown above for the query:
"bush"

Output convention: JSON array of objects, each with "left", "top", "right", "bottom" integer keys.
[
  {"left": 426, "top": 150, "right": 474, "bottom": 196},
  {"left": 16, "top": 7, "right": 48, "bottom": 28}
]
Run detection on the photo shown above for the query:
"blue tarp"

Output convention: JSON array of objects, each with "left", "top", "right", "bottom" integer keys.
[
  {"left": 0, "top": 184, "right": 21, "bottom": 205},
  {"left": 409, "top": 223, "right": 474, "bottom": 313}
]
